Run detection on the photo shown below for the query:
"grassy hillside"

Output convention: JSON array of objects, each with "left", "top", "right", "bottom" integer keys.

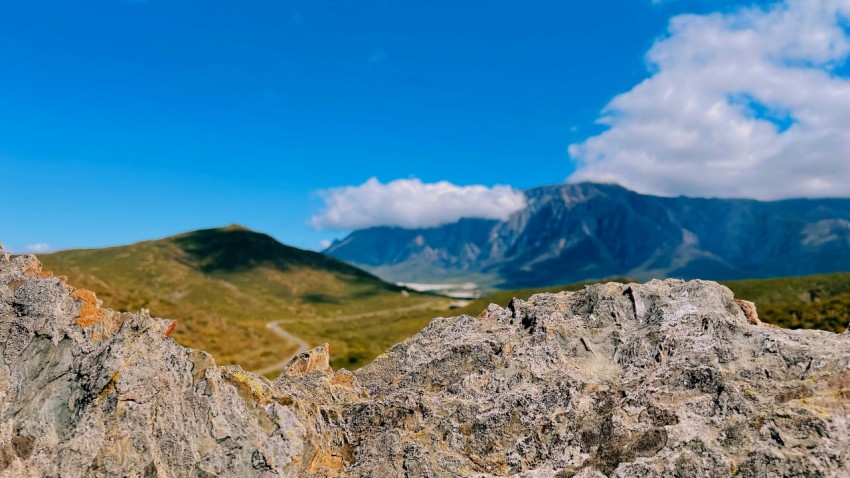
[
  {"left": 441, "top": 274, "right": 850, "bottom": 334},
  {"left": 39, "top": 226, "right": 450, "bottom": 372},
  {"left": 39, "top": 227, "right": 849, "bottom": 375},
  {"left": 723, "top": 273, "right": 850, "bottom": 333}
]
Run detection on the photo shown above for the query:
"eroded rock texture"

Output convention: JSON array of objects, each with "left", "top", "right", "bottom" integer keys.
[{"left": 0, "top": 247, "right": 848, "bottom": 477}]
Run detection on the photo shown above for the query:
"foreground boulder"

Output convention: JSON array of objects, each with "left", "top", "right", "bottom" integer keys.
[{"left": 0, "top": 247, "right": 848, "bottom": 477}]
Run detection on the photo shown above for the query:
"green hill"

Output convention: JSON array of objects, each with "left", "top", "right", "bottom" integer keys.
[
  {"left": 38, "top": 227, "right": 849, "bottom": 374},
  {"left": 39, "top": 226, "right": 449, "bottom": 372},
  {"left": 722, "top": 273, "right": 850, "bottom": 333}
]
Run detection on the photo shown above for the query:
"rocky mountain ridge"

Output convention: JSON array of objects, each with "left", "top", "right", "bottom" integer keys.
[
  {"left": 1, "top": 246, "right": 849, "bottom": 476},
  {"left": 325, "top": 183, "right": 850, "bottom": 288}
]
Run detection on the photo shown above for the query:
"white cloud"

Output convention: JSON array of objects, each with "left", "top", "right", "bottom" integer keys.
[
  {"left": 24, "top": 243, "right": 51, "bottom": 253},
  {"left": 568, "top": 0, "right": 850, "bottom": 199},
  {"left": 311, "top": 177, "right": 527, "bottom": 230},
  {"left": 319, "top": 239, "right": 332, "bottom": 249}
]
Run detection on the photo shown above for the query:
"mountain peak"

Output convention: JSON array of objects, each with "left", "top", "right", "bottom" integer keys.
[
  {"left": 220, "top": 223, "right": 252, "bottom": 232},
  {"left": 327, "top": 185, "right": 850, "bottom": 287},
  {"left": 524, "top": 181, "right": 633, "bottom": 198},
  {"left": 168, "top": 227, "right": 378, "bottom": 279}
]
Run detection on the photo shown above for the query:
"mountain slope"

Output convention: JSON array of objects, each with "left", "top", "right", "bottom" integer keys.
[
  {"left": 38, "top": 226, "right": 444, "bottom": 371},
  {"left": 326, "top": 183, "right": 850, "bottom": 288}
]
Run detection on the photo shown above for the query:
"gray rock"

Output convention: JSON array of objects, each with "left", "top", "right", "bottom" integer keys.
[{"left": 0, "top": 247, "right": 848, "bottom": 477}]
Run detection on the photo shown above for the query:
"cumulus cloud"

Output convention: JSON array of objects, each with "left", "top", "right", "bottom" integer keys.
[
  {"left": 319, "top": 239, "right": 333, "bottom": 250},
  {"left": 24, "top": 243, "right": 51, "bottom": 253},
  {"left": 568, "top": 0, "right": 850, "bottom": 199},
  {"left": 311, "top": 177, "right": 527, "bottom": 230}
]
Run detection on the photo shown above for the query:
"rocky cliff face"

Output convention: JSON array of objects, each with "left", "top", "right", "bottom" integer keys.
[{"left": 1, "top": 247, "right": 849, "bottom": 477}]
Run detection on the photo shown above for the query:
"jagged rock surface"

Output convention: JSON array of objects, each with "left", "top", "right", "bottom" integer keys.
[{"left": 0, "top": 248, "right": 848, "bottom": 477}]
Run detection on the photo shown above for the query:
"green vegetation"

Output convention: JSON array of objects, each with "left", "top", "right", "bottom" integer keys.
[
  {"left": 442, "top": 274, "right": 850, "bottom": 334},
  {"left": 40, "top": 226, "right": 450, "bottom": 372},
  {"left": 723, "top": 274, "right": 850, "bottom": 333},
  {"left": 443, "top": 278, "right": 634, "bottom": 317},
  {"left": 39, "top": 227, "right": 849, "bottom": 375}
]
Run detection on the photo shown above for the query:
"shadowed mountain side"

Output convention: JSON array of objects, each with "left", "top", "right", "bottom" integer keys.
[
  {"left": 326, "top": 183, "right": 850, "bottom": 289},
  {"left": 175, "top": 225, "right": 387, "bottom": 280}
]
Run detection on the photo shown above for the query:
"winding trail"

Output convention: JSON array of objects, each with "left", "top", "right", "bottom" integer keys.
[
  {"left": 307, "top": 301, "right": 444, "bottom": 323},
  {"left": 254, "top": 322, "right": 310, "bottom": 376},
  {"left": 254, "top": 300, "right": 448, "bottom": 376}
]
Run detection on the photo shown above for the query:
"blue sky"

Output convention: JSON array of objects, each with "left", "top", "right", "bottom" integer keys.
[{"left": 3, "top": 0, "right": 849, "bottom": 252}]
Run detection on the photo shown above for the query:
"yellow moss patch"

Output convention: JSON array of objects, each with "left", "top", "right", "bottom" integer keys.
[{"left": 222, "top": 369, "right": 271, "bottom": 403}]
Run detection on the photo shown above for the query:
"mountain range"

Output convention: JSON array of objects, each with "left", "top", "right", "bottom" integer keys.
[{"left": 325, "top": 182, "right": 850, "bottom": 289}]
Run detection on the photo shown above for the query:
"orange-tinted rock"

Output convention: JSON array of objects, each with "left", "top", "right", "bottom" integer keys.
[
  {"left": 735, "top": 298, "right": 760, "bottom": 325},
  {"left": 70, "top": 288, "right": 104, "bottom": 328},
  {"left": 285, "top": 343, "right": 332, "bottom": 377}
]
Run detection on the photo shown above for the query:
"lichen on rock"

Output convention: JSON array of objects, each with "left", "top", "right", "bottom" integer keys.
[{"left": 0, "top": 245, "right": 848, "bottom": 477}]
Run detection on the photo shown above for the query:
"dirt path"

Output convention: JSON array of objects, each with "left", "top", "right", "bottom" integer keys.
[
  {"left": 253, "top": 300, "right": 447, "bottom": 376},
  {"left": 253, "top": 322, "right": 309, "bottom": 376},
  {"left": 308, "top": 301, "right": 444, "bottom": 323}
]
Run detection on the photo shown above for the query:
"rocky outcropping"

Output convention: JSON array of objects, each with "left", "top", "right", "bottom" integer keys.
[{"left": 1, "top": 247, "right": 849, "bottom": 477}]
